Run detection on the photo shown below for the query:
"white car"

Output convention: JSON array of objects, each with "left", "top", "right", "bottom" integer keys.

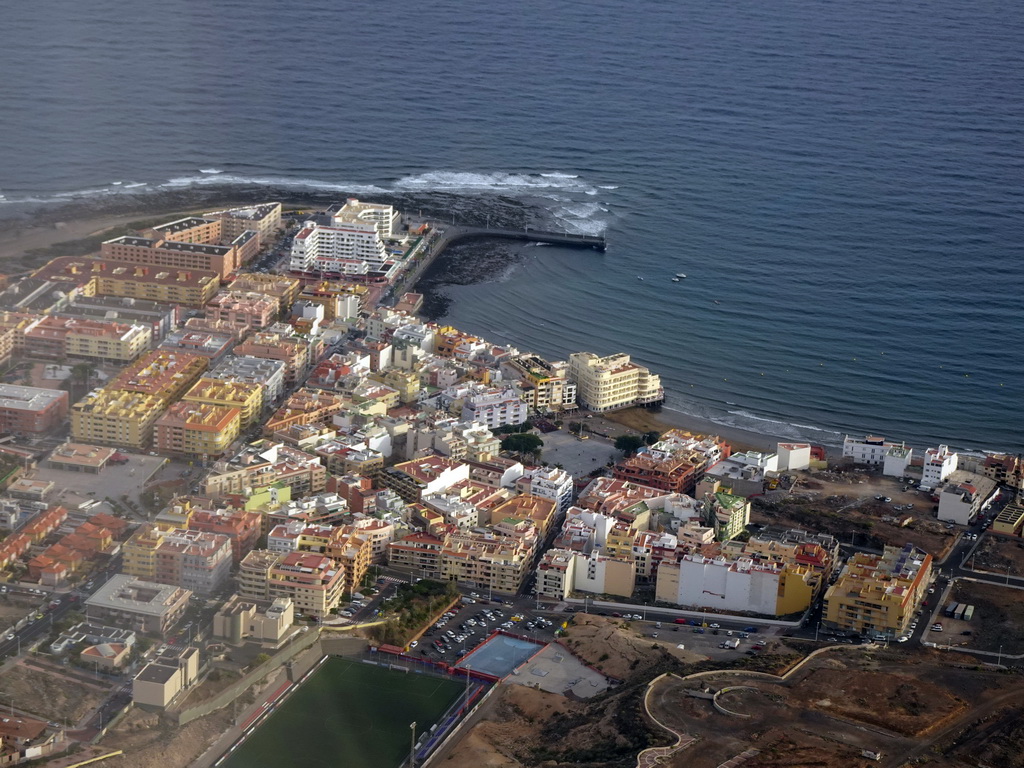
[
  {"left": 897, "top": 636, "right": 909, "bottom": 643},
  {"left": 409, "top": 640, "right": 418, "bottom": 648}
]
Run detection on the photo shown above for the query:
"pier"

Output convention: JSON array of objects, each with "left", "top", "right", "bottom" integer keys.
[{"left": 438, "top": 224, "right": 607, "bottom": 252}]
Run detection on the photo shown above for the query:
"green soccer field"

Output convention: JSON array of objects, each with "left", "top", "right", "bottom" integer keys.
[{"left": 221, "top": 657, "right": 466, "bottom": 768}]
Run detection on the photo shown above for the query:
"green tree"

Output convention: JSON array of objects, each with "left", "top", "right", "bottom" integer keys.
[
  {"left": 614, "top": 434, "right": 645, "bottom": 456},
  {"left": 643, "top": 430, "right": 662, "bottom": 445},
  {"left": 501, "top": 433, "right": 543, "bottom": 460},
  {"left": 568, "top": 421, "right": 584, "bottom": 435}
]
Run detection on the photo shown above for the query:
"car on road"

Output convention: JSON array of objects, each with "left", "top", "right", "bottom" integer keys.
[{"left": 709, "top": 623, "right": 721, "bottom": 629}]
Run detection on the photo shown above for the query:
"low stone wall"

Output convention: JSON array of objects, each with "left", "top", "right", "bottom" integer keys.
[{"left": 174, "top": 630, "right": 321, "bottom": 726}]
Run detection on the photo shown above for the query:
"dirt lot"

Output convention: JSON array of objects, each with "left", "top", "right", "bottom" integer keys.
[
  {"left": 969, "top": 533, "right": 1024, "bottom": 578},
  {"left": 560, "top": 614, "right": 707, "bottom": 681},
  {"left": 947, "top": 580, "right": 1024, "bottom": 655},
  {"left": 100, "top": 706, "right": 236, "bottom": 768},
  {"left": 0, "top": 601, "right": 32, "bottom": 632},
  {"left": 445, "top": 679, "right": 665, "bottom": 768},
  {"left": 0, "top": 661, "right": 108, "bottom": 724},
  {"left": 755, "top": 470, "right": 956, "bottom": 559}
]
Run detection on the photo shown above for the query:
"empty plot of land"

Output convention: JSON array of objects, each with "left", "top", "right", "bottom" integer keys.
[
  {"left": 970, "top": 534, "right": 1024, "bottom": 578},
  {"left": 948, "top": 580, "right": 1024, "bottom": 655},
  {"left": 0, "top": 661, "right": 108, "bottom": 724},
  {"left": 221, "top": 658, "right": 465, "bottom": 768}
]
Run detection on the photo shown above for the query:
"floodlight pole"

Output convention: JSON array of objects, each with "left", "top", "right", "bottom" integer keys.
[{"left": 409, "top": 721, "right": 417, "bottom": 768}]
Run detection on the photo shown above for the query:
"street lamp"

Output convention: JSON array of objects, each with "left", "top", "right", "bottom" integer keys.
[
  {"left": 997, "top": 645, "right": 1003, "bottom": 667},
  {"left": 643, "top": 602, "right": 648, "bottom": 622},
  {"left": 408, "top": 721, "right": 417, "bottom": 768}
]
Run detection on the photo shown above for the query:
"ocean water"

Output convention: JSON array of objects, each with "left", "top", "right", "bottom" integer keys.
[{"left": 0, "top": 0, "right": 1021, "bottom": 451}]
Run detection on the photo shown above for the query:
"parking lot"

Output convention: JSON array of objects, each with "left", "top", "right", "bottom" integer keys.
[
  {"left": 419, "top": 602, "right": 560, "bottom": 665},
  {"left": 31, "top": 452, "right": 167, "bottom": 509}
]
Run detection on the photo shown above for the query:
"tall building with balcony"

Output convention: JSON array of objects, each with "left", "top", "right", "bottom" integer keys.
[
  {"left": 504, "top": 355, "right": 576, "bottom": 412},
  {"left": 921, "top": 445, "right": 959, "bottom": 488},
  {"left": 202, "top": 202, "right": 282, "bottom": 246},
  {"left": 234, "top": 331, "right": 309, "bottom": 387},
  {"left": 567, "top": 352, "right": 663, "bottom": 412},
  {"left": 210, "top": 355, "right": 286, "bottom": 406}
]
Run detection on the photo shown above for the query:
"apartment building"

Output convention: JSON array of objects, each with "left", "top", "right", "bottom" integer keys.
[
  {"left": 536, "top": 548, "right": 577, "bottom": 600},
  {"left": 289, "top": 220, "right": 386, "bottom": 274},
  {"left": 237, "top": 550, "right": 346, "bottom": 618},
  {"left": 186, "top": 508, "right": 262, "bottom": 564},
  {"left": 993, "top": 498, "right": 1024, "bottom": 536},
  {"left": 613, "top": 452, "right": 701, "bottom": 496},
  {"left": 461, "top": 385, "right": 528, "bottom": 430},
  {"left": 34, "top": 257, "right": 222, "bottom": 307},
  {"left": 85, "top": 574, "right": 191, "bottom": 636},
  {"left": 379, "top": 456, "right": 470, "bottom": 503},
  {"left": 0, "top": 384, "right": 69, "bottom": 435},
  {"left": 101, "top": 229, "right": 253, "bottom": 279},
  {"left": 108, "top": 351, "right": 209, "bottom": 405},
  {"left": 329, "top": 198, "right": 398, "bottom": 238},
  {"left": 656, "top": 552, "right": 817, "bottom": 617},
  {"left": 487, "top": 494, "right": 558, "bottom": 536},
  {"left": 515, "top": 466, "right": 574, "bottom": 512},
  {"left": 203, "top": 442, "right": 326, "bottom": 500},
  {"left": 387, "top": 531, "right": 448, "bottom": 578},
  {"left": 203, "top": 202, "right": 282, "bottom": 246},
  {"left": 296, "top": 280, "right": 367, "bottom": 320},
  {"left": 921, "top": 445, "right": 959, "bottom": 488},
  {"left": 705, "top": 491, "right": 751, "bottom": 541},
  {"left": 440, "top": 528, "right": 537, "bottom": 595},
  {"left": 234, "top": 331, "right": 309, "bottom": 387},
  {"left": 210, "top": 355, "right": 286, "bottom": 405},
  {"left": 842, "top": 435, "right": 910, "bottom": 467},
  {"left": 936, "top": 471, "right": 996, "bottom": 526},
  {"left": 25, "top": 315, "right": 152, "bottom": 364},
  {"left": 123, "top": 524, "right": 232, "bottom": 595},
  {"left": 504, "top": 355, "right": 576, "bottom": 412},
  {"left": 158, "top": 329, "right": 235, "bottom": 364},
  {"left": 567, "top": 351, "right": 663, "bottom": 412},
  {"left": 70, "top": 389, "right": 167, "bottom": 450},
  {"left": 978, "top": 453, "right": 1024, "bottom": 491},
  {"left": 183, "top": 377, "right": 263, "bottom": 429},
  {"left": 229, "top": 272, "right": 300, "bottom": 312},
  {"left": 206, "top": 291, "right": 279, "bottom": 330},
  {"left": 154, "top": 401, "right": 241, "bottom": 459},
  {"left": 823, "top": 543, "right": 932, "bottom": 637},
  {"left": 263, "top": 388, "right": 346, "bottom": 436}
]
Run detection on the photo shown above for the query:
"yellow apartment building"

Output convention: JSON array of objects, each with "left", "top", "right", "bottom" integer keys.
[
  {"left": 154, "top": 401, "right": 241, "bottom": 459},
  {"left": 183, "top": 378, "right": 263, "bottom": 428},
  {"left": 823, "top": 544, "right": 932, "bottom": 637},
  {"left": 109, "top": 351, "right": 209, "bottom": 405},
  {"left": 70, "top": 389, "right": 166, "bottom": 450}
]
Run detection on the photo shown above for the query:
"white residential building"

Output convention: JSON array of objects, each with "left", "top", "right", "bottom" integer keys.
[
  {"left": 289, "top": 219, "right": 386, "bottom": 274},
  {"left": 843, "top": 435, "right": 909, "bottom": 466},
  {"left": 776, "top": 443, "right": 811, "bottom": 471},
  {"left": 331, "top": 198, "right": 397, "bottom": 239},
  {"left": 458, "top": 385, "right": 528, "bottom": 430},
  {"left": 210, "top": 355, "right": 287, "bottom": 405},
  {"left": 936, "top": 471, "right": 996, "bottom": 526},
  {"left": 921, "top": 445, "right": 959, "bottom": 488},
  {"left": 656, "top": 553, "right": 783, "bottom": 615},
  {"left": 516, "top": 466, "right": 574, "bottom": 512},
  {"left": 883, "top": 445, "right": 914, "bottom": 477}
]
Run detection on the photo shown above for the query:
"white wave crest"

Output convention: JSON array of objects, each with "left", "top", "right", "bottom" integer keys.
[
  {"left": 199, "top": 168, "right": 223, "bottom": 174},
  {"left": 393, "top": 171, "right": 595, "bottom": 194}
]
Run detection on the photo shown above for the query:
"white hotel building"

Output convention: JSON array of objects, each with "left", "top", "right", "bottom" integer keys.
[{"left": 289, "top": 199, "right": 397, "bottom": 276}]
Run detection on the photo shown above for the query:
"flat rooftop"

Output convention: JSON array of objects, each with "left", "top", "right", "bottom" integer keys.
[{"left": 0, "top": 383, "right": 66, "bottom": 412}]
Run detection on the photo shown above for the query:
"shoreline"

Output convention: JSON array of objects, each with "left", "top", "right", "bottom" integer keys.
[{"left": 0, "top": 196, "right": 998, "bottom": 460}]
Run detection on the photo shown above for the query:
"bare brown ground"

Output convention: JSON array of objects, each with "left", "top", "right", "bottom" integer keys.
[
  {"left": 100, "top": 707, "right": 236, "bottom": 768},
  {"left": 560, "top": 613, "right": 706, "bottom": 681},
  {"left": 970, "top": 533, "right": 1024, "bottom": 578},
  {"left": 947, "top": 580, "right": 1024, "bottom": 654},
  {"left": 0, "top": 661, "right": 108, "bottom": 724}
]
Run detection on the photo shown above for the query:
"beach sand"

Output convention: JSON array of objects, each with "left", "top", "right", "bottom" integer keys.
[{"left": 599, "top": 406, "right": 799, "bottom": 456}]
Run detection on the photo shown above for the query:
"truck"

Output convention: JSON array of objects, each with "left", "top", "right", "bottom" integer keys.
[
  {"left": 724, "top": 638, "right": 740, "bottom": 650},
  {"left": 962, "top": 605, "right": 975, "bottom": 622},
  {"left": 945, "top": 602, "right": 961, "bottom": 618},
  {"left": 955, "top": 604, "right": 970, "bottom": 621}
]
